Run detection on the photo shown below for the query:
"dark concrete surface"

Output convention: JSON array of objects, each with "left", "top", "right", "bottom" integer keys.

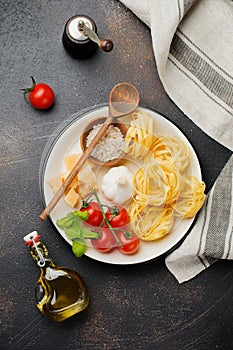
[{"left": 0, "top": 1, "right": 232, "bottom": 349}]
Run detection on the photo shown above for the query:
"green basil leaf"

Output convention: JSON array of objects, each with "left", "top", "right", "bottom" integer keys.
[
  {"left": 65, "top": 225, "right": 81, "bottom": 239},
  {"left": 73, "top": 210, "right": 89, "bottom": 221},
  {"left": 56, "top": 216, "right": 73, "bottom": 229},
  {"left": 81, "top": 229, "right": 99, "bottom": 239},
  {"left": 72, "top": 239, "right": 86, "bottom": 257}
]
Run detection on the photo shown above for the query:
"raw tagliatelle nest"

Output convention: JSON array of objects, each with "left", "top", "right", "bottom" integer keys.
[{"left": 125, "top": 110, "right": 206, "bottom": 241}]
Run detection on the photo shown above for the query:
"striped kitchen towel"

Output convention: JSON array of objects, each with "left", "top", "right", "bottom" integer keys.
[
  {"left": 119, "top": 0, "right": 233, "bottom": 282},
  {"left": 120, "top": 0, "right": 233, "bottom": 151},
  {"left": 165, "top": 154, "right": 233, "bottom": 283}
]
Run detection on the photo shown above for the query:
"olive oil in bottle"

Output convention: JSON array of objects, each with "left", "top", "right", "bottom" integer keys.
[{"left": 23, "top": 231, "right": 89, "bottom": 322}]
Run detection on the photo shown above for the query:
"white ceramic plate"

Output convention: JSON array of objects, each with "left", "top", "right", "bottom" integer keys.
[{"left": 40, "top": 105, "right": 202, "bottom": 265}]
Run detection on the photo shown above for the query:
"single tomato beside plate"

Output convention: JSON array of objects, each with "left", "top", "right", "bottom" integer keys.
[{"left": 22, "top": 77, "right": 55, "bottom": 110}]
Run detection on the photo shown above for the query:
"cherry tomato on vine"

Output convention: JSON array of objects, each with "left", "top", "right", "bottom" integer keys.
[
  {"left": 80, "top": 201, "right": 103, "bottom": 227},
  {"left": 91, "top": 227, "right": 117, "bottom": 253},
  {"left": 22, "top": 77, "right": 55, "bottom": 110},
  {"left": 105, "top": 206, "right": 129, "bottom": 228},
  {"left": 117, "top": 231, "right": 140, "bottom": 255}
]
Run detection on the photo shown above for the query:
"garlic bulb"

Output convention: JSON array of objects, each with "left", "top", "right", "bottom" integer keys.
[{"left": 101, "top": 166, "right": 134, "bottom": 204}]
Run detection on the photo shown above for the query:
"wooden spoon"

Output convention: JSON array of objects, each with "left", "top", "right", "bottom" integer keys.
[{"left": 40, "top": 82, "right": 139, "bottom": 220}]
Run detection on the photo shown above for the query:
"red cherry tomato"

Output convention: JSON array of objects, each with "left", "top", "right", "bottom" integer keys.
[
  {"left": 117, "top": 231, "right": 140, "bottom": 255},
  {"left": 105, "top": 206, "right": 129, "bottom": 228},
  {"left": 80, "top": 201, "right": 103, "bottom": 227},
  {"left": 91, "top": 227, "right": 117, "bottom": 253},
  {"left": 22, "top": 77, "right": 55, "bottom": 110}
]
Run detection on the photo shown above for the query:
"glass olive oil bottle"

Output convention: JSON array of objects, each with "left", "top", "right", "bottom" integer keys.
[{"left": 23, "top": 231, "right": 89, "bottom": 322}]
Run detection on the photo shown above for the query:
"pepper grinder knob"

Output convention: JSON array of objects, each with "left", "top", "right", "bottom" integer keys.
[
  {"left": 62, "top": 15, "right": 113, "bottom": 59},
  {"left": 99, "top": 39, "right": 114, "bottom": 52}
]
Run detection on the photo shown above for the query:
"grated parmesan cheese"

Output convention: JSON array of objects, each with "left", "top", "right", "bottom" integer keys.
[{"left": 86, "top": 123, "right": 125, "bottom": 162}]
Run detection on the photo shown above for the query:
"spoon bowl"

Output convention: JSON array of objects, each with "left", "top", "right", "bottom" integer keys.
[{"left": 109, "top": 82, "right": 140, "bottom": 118}]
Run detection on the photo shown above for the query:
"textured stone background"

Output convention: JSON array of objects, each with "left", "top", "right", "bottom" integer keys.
[{"left": 0, "top": 1, "right": 232, "bottom": 349}]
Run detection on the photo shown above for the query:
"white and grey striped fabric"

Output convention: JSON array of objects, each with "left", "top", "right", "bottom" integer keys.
[
  {"left": 166, "top": 154, "right": 233, "bottom": 283},
  {"left": 120, "top": 0, "right": 233, "bottom": 282},
  {"left": 120, "top": 0, "right": 233, "bottom": 151}
]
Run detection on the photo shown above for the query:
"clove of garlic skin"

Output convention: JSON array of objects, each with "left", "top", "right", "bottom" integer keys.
[{"left": 101, "top": 166, "right": 134, "bottom": 204}]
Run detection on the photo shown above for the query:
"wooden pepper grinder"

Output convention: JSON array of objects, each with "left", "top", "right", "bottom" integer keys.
[{"left": 62, "top": 15, "right": 113, "bottom": 59}]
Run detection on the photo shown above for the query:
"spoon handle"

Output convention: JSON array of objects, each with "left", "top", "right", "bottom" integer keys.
[{"left": 39, "top": 116, "right": 113, "bottom": 220}]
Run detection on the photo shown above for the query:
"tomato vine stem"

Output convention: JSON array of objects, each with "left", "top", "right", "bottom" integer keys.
[
  {"left": 21, "top": 76, "right": 36, "bottom": 104},
  {"left": 92, "top": 188, "right": 123, "bottom": 247}
]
